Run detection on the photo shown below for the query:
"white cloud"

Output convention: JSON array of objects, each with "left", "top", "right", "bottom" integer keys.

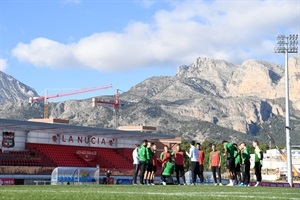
[
  {"left": 63, "top": 0, "right": 81, "bottom": 4},
  {"left": 12, "top": 38, "right": 77, "bottom": 67},
  {"left": 11, "top": 0, "right": 299, "bottom": 71},
  {"left": 0, "top": 58, "right": 8, "bottom": 72},
  {"left": 137, "top": 0, "right": 156, "bottom": 8}
]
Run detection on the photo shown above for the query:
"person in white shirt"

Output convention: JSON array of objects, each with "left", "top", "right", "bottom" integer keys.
[
  {"left": 132, "top": 144, "right": 140, "bottom": 185},
  {"left": 186, "top": 140, "right": 199, "bottom": 185}
]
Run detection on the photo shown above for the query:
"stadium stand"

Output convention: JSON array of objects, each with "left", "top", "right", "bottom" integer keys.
[
  {"left": 25, "top": 143, "right": 133, "bottom": 170},
  {"left": 0, "top": 150, "right": 42, "bottom": 166},
  {"left": 0, "top": 143, "right": 162, "bottom": 176}
]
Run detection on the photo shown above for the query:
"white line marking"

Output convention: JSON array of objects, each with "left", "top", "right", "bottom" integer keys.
[{"left": 1, "top": 189, "right": 299, "bottom": 199}]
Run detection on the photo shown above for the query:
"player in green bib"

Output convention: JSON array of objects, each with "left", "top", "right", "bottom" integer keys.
[
  {"left": 144, "top": 141, "right": 154, "bottom": 185},
  {"left": 161, "top": 157, "right": 175, "bottom": 185},
  {"left": 239, "top": 142, "right": 250, "bottom": 186},
  {"left": 222, "top": 140, "right": 236, "bottom": 186},
  {"left": 233, "top": 143, "right": 242, "bottom": 185},
  {"left": 138, "top": 139, "right": 149, "bottom": 185}
]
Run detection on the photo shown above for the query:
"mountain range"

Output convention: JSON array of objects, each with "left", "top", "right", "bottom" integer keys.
[{"left": 1, "top": 56, "right": 300, "bottom": 146}]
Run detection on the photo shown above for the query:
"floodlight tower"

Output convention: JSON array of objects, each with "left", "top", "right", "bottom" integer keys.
[{"left": 274, "top": 34, "right": 298, "bottom": 187}]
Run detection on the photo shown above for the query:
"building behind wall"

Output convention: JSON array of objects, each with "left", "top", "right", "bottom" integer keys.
[
  {"left": 249, "top": 148, "right": 300, "bottom": 180},
  {"left": 118, "top": 125, "right": 182, "bottom": 157}
]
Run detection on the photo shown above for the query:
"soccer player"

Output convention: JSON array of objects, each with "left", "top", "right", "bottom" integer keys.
[
  {"left": 144, "top": 141, "right": 154, "bottom": 185},
  {"left": 239, "top": 142, "right": 250, "bottom": 186},
  {"left": 196, "top": 142, "right": 205, "bottom": 184},
  {"left": 253, "top": 140, "right": 263, "bottom": 187},
  {"left": 172, "top": 143, "right": 188, "bottom": 185},
  {"left": 186, "top": 140, "right": 199, "bottom": 185},
  {"left": 138, "top": 139, "right": 149, "bottom": 185},
  {"left": 132, "top": 144, "right": 140, "bottom": 185},
  {"left": 160, "top": 145, "right": 171, "bottom": 167},
  {"left": 149, "top": 143, "right": 157, "bottom": 185},
  {"left": 233, "top": 143, "right": 242, "bottom": 185},
  {"left": 222, "top": 140, "right": 236, "bottom": 186},
  {"left": 161, "top": 157, "right": 175, "bottom": 185},
  {"left": 209, "top": 144, "right": 222, "bottom": 186}
]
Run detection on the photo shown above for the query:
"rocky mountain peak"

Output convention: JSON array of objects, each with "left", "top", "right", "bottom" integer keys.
[
  {"left": 0, "top": 71, "right": 38, "bottom": 105},
  {"left": 176, "top": 57, "right": 236, "bottom": 79}
]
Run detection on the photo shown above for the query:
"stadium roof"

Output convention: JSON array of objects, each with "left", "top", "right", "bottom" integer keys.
[{"left": 0, "top": 118, "right": 175, "bottom": 140}]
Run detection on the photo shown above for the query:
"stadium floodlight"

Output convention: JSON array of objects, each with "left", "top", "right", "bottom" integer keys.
[{"left": 274, "top": 34, "right": 298, "bottom": 187}]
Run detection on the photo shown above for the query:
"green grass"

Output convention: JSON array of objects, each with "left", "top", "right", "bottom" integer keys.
[{"left": 0, "top": 185, "right": 299, "bottom": 200}]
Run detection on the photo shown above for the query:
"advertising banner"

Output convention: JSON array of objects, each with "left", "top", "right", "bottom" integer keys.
[{"left": 0, "top": 178, "right": 15, "bottom": 185}]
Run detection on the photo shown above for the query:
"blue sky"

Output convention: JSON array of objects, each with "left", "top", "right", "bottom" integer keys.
[{"left": 0, "top": 0, "right": 299, "bottom": 101}]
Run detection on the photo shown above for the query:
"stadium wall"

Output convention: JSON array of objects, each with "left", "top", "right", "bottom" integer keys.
[{"left": 0, "top": 129, "right": 144, "bottom": 151}]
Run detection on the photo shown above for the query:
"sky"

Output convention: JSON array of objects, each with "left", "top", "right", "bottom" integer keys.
[{"left": 0, "top": 0, "right": 299, "bottom": 102}]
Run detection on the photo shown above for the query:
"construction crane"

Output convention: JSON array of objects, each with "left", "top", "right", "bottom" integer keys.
[
  {"left": 29, "top": 84, "right": 113, "bottom": 119},
  {"left": 258, "top": 122, "right": 299, "bottom": 178},
  {"left": 92, "top": 89, "right": 120, "bottom": 129}
]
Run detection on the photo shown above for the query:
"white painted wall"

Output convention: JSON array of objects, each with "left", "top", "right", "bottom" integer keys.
[
  {"left": 116, "top": 138, "right": 141, "bottom": 148},
  {"left": 27, "top": 131, "right": 117, "bottom": 148}
]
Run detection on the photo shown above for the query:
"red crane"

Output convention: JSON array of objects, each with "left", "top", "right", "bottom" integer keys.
[
  {"left": 92, "top": 89, "right": 120, "bottom": 128},
  {"left": 29, "top": 84, "right": 113, "bottom": 118}
]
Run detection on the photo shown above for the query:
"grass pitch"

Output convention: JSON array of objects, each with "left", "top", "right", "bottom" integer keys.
[{"left": 0, "top": 185, "right": 299, "bottom": 200}]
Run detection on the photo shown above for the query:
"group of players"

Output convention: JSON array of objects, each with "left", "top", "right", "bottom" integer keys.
[
  {"left": 132, "top": 139, "right": 185, "bottom": 185},
  {"left": 132, "top": 139, "right": 263, "bottom": 186},
  {"left": 213, "top": 140, "right": 262, "bottom": 187}
]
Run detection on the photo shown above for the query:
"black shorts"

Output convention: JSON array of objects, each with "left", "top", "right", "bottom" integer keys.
[
  {"left": 226, "top": 158, "right": 235, "bottom": 170},
  {"left": 175, "top": 164, "right": 184, "bottom": 173},
  {"left": 147, "top": 163, "right": 153, "bottom": 172},
  {"left": 235, "top": 163, "right": 241, "bottom": 172},
  {"left": 152, "top": 166, "right": 157, "bottom": 173}
]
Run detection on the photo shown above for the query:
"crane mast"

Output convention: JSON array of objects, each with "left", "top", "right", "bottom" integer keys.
[{"left": 92, "top": 89, "right": 120, "bottom": 129}]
